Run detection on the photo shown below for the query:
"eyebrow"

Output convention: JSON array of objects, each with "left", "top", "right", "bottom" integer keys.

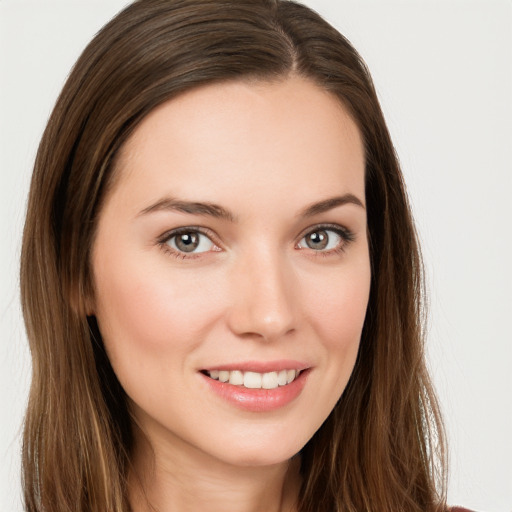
[
  {"left": 138, "top": 193, "right": 364, "bottom": 222},
  {"left": 298, "top": 194, "right": 365, "bottom": 217},
  {"left": 138, "top": 197, "right": 236, "bottom": 222}
]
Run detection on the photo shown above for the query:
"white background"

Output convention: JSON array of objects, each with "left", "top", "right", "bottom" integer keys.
[{"left": 1, "top": 1, "right": 510, "bottom": 511}]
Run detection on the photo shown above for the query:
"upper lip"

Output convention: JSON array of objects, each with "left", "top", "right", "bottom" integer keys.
[{"left": 201, "top": 360, "right": 311, "bottom": 373}]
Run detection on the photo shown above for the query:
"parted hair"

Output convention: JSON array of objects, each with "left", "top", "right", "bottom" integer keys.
[{"left": 20, "top": 1, "right": 447, "bottom": 511}]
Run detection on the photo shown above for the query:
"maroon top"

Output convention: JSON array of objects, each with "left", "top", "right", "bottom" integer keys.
[{"left": 451, "top": 508, "right": 474, "bottom": 512}]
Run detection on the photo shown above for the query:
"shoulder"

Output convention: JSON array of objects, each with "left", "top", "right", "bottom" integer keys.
[{"left": 450, "top": 507, "right": 477, "bottom": 512}]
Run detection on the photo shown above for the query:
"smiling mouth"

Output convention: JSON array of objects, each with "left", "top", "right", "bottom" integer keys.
[{"left": 201, "top": 369, "right": 303, "bottom": 389}]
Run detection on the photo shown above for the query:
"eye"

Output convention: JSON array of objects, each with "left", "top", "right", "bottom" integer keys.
[
  {"left": 297, "top": 226, "right": 352, "bottom": 253},
  {"left": 164, "top": 229, "right": 216, "bottom": 254}
]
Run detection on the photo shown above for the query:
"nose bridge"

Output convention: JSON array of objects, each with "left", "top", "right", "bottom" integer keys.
[{"left": 227, "top": 245, "right": 297, "bottom": 341}]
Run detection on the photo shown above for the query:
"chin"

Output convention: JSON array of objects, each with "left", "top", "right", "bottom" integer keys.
[
  {"left": 199, "top": 427, "right": 309, "bottom": 469},
  {"left": 220, "top": 449, "right": 299, "bottom": 469}
]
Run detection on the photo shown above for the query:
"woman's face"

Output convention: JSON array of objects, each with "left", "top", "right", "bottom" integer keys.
[{"left": 91, "top": 77, "right": 370, "bottom": 468}]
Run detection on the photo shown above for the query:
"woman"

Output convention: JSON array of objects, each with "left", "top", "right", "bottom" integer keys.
[{"left": 20, "top": 0, "right": 466, "bottom": 511}]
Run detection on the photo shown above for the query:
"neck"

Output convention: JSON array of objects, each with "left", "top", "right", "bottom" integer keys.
[{"left": 128, "top": 426, "right": 301, "bottom": 512}]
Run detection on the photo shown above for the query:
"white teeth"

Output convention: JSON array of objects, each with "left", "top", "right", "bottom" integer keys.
[
  {"left": 205, "top": 369, "right": 302, "bottom": 389},
  {"left": 262, "top": 371, "right": 278, "bottom": 389},
  {"left": 229, "top": 370, "right": 244, "bottom": 385},
  {"left": 277, "top": 370, "right": 287, "bottom": 386},
  {"left": 286, "top": 369, "right": 296, "bottom": 384},
  {"left": 244, "top": 371, "right": 262, "bottom": 389}
]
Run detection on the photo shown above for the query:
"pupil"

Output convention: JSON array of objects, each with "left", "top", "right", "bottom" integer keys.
[
  {"left": 176, "top": 232, "right": 199, "bottom": 252},
  {"left": 307, "top": 231, "right": 328, "bottom": 250}
]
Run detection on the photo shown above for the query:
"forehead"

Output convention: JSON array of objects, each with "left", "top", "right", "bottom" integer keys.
[{"left": 109, "top": 76, "right": 365, "bottom": 216}]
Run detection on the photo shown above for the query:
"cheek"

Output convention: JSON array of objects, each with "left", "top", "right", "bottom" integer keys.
[
  {"left": 92, "top": 255, "right": 224, "bottom": 369},
  {"left": 306, "top": 261, "right": 370, "bottom": 346},
  {"left": 287, "top": 257, "right": 370, "bottom": 434},
  {"left": 302, "top": 255, "right": 370, "bottom": 398}
]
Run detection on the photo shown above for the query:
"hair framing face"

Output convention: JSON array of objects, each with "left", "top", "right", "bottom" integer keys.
[{"left": 20, "top": 1, "right": 447, "bottom": 511}]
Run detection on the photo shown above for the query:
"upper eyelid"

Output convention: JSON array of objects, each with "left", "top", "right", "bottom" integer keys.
[
  {"left": 297, "top": 223, "right": 354, "bottom": 239},
  {"left": 158, "top": 225, "right": 218, "bottom": 243}
]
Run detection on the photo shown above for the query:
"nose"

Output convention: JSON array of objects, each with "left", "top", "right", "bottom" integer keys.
[{"left": 226, "top": 249, "right": 297, "bottom": 342}]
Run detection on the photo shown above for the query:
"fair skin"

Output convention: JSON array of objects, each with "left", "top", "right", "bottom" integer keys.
[{"left": 91, "top": 76, "right": 370, "bottom": 512}]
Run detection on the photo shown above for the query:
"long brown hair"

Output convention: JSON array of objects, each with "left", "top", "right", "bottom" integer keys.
[{"left": 20, "top": 1, "right": 447, "bottom": 510}]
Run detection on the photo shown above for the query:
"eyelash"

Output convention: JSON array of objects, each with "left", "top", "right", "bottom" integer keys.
[
  {"left": 296, "top": 224, "right": 355, "bottom": 257},
  {"left": 157, "top": 224, "right": 355, "bottom": 260},
  {"left": 157, "top": 226, "right": 219, "bottom": 260}
]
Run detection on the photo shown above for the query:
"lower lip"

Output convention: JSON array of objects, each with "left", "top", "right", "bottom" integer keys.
[{"left": 200, "top": 370, "right": 310, "bottom": 412}]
